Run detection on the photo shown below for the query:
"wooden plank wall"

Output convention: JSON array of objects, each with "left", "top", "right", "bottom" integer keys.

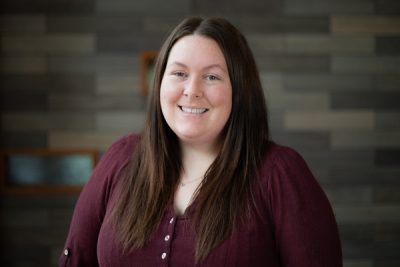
[{"left": 1, "top": 0, "right": 399, "bottom": 266}]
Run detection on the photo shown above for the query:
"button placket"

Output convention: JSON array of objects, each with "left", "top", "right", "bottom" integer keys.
[
  {"left": 160, "top": 216, "right": 176, "bottom": 264},
  {"left": 63, "top": 248, "right": 69, "bottom": 256}
]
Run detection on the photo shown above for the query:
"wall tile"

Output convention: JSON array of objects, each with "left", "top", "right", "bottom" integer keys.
[
  {"left": 96, "top": 74, "right": 139, "bottom": 96},
  {"left": 374, "top": 187, "right": 400, "bottom": 203},
  {"left": 142, "top": 16, "right": 183, "bottom": 34},
  {"left": 47, "top": 15, "right": 94, "bottom": 33},
  {"left": 371, "top": 168, "right": 400, "bottom": 185},
  {"left": 2, "top": 229, "right": 64, "bottom": 246},
  {"left": 0, "top": 210, "right": 49, "bottom": 228},
  {"left": 0, "top": 0, "right": 95, "bottom": 14},
  {"left": 193, "top": 0, "right": 282, "bottom": 14},
  {"left": 50, "top": 209, "right": 75, "bottom": 229},
  {"left": 375, "top": 149, "right": 400, "bottom": 166},
  {"left": 334, "top": 205, "right": 400, "bottom": 223},
  {"left": 341, "top": 241, "right": 375, "bottom": 258},
  {"left": 284, "top": 110, "right": 374, "bottom": 131},
  {"left": 96, "top": 111, "right": 146, "bottom": 132},
  {"left": 284, "top": 0, "right": 374, "bottom": 15},
  {"left": 48, "top": 54, "right": 138, "bottom": 74},
  {"left": 257, "top": 54, "right": 330, "bottom": 72},
  {"left": 339, "top": 223, "right": 375, "bottom": 242},
  {"left": 375, "top": 74, "right": 400, "bottom": 91},
  {"left": 0, "top": 15, "right": 46, "bottom": 33},
  {"left": 97, "top": 34, "right": 163, "bottom": 53},
  {"left": 260, "top": 73, "right": 284, "bottom": 92},
  {"left": 45, "top": 14, "right": 144, "bottom": 36},
  {"left": 373, "top": 241, "right": 400, "bottom": 259},
  {"left": 0, "top": 246, "right": 49, "bottom": 267},
  {"left": 301, "top": 149, "right": 374, "bottom": 169},
  {"left": 0, "top": 56, "right": 46, "bottom": 74},
  {"left": 376, "top": 36, "right": 400, "bottom": 55},
  {"left": 375, "top": 0, "right": 400, "bottom": 15},
  {"left": 331, "top": 16, "right": 400, "bottom": 34},
  {"left": 320, "top": 168, "right": 375, "bottom": 185},
  {"left": 331, "top": 131, "right": 400, "bottom": 149},
  {"left": 48, "top": 131, "right": 126, "bottom": 150},
  {"left": 247, "top": 35, "right": 286, "bottom": 54},
  {"left": 248, "top": 34, "right": 374, "bottom": 54},
  {"left": 374, "top": 260, "right": 400, "bottom": 267},
  {"left": 332, "top": 56, "right": 400, "bottom": 73},
  {"left": 0, "top": 195, "right": 78, "bottom": 209},
  {"left": 268, "top": 111, "right": 285, "bottom": 132},
  {"left": 0, "top": 131, "right": 47, "bottom": 149},
  {"left": 1, "top": 112, "right": 95, "bottom": 131},
  {"left": 225, "top": 15, "right": 330, "bottom": 34},
  {"left": 375, "top": 223, "right": 400, "bottom": 242},
  {"left": 271, "top": 131, "right": 330, "bottom": 151},
  {"left": 95, "top": 15, "right": 144, "bottom": 34},
  {"left": 96, "top": 0, "right": 190, "bottom": 14},
  {"left": 331, "top": 92, "right": 400, "bottom": 109},
  {"left": 323, "top": 168, "right": 400, "bottom": 187},
  {"left": 0, "top": 74, "right": 46, "bottom": 92},
  {"left": 375, "top": 112, "right": 400, "bottom": 130},
  {"left": 0, "top": 74, "right": 95, "bottom": 93},
  {"left": 0, "top": 91, "right": 47, "bottom": 111},
  {"left": 284, "top": 73, "right": 374, "bottom": 91},
  {"left": 48, "top": 74, "right": 95, "bottom": 93},
  {"left": 266, "top": 90, "right": 329, "bottom": 110},
  {"left": 343, "top": 259, "right": 373, "bottom": 267},
  {"left": 48, "top": 93, "right": 145, "bottom": 111},
  {"left": 285, "top": 34, "right": 374, "bottom": 54},
  {"left": 324, "top": 185, "right": 373, "bottom": 204},
  {"left": 1, "top": 34, "right": 95, "bottom": 54}
]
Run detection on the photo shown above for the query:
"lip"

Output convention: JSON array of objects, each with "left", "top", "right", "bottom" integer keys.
[{"left": 178, "top": 105, "right": 209, "bottom": 114}]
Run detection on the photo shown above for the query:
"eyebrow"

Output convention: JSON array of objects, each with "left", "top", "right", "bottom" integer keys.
[{"left": 168, "top": 61, "right": 227, "bottom": 73}]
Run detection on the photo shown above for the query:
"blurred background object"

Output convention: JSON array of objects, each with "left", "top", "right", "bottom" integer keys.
[{"left": 1, "top": 0, "right": 400, "bottom": 266}]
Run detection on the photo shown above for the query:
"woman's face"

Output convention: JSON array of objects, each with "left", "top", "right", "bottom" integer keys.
[{"left": 160, "top": 34, "right": 232, "bottom": 150}]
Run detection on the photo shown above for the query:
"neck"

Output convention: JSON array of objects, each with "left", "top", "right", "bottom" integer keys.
[{"left": 180, "top": 142, "right": 218, "bottom": 179}]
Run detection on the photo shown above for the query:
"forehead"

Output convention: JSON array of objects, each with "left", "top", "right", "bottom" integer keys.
[{"left": 167, "top": 34, "right": 227, "bottom": 67}]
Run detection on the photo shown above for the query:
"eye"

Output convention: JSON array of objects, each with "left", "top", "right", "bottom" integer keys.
[
  {"left": 205, "top": 74, "right": 220, "bottom": 81},
  {"left": 172, "top": 71, "right": 187, "bottom": 78}
]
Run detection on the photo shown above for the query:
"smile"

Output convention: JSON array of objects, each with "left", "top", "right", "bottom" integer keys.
[{"left": 179, "top": 105, "right": 208, "bottom": 114}]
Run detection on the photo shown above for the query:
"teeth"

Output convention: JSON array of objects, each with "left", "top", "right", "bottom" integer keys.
[{"left": 181, "top": 106, "right": 207, "bottom": 114}]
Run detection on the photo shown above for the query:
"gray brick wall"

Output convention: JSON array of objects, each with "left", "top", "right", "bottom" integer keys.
[{"left": 1, "top": 0, "right": 399, "bottom": 266}]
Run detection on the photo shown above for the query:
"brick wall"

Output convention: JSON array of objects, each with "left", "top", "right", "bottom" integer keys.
[{"left": 1, "top": 0, "right": 400, "bottom": 266}]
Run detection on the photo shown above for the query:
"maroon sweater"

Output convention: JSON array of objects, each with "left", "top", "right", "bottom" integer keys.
[{"left": 59, "top": 134, "right": 342, "bottom": 267}]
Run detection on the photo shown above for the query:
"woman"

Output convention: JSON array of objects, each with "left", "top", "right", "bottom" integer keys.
[{"left": 59, "top": 17, "right": 342, "bottom": 266}]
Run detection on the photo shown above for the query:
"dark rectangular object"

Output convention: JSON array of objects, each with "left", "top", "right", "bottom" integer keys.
[{"left": 0, "top": 149, "right": 98, "bottom": 194}]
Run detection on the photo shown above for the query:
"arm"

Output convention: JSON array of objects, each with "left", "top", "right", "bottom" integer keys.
[
  {"left": 267, "top": 147, "right": 342, "bottom": 266},
  {"left": 58, "top": 135, "right": 137, "bottom": 267}
]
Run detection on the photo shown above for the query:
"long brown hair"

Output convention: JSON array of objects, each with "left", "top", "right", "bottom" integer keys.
[{"left": 112, "top": 16, "right": 270, "bottom": 263}]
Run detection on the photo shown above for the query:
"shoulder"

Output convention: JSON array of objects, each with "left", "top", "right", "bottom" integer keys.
[
  {"left": 257, "top": 142, "right": 319, "bottom": 195},
  {"left": 105, "top": 133, "right": 141, "bottom": 157},
  {"left": 89, "top": 133, "right": 141, "bottom": 186},
  {"left": 99, "top": 133, "right": 141, "bottom": 166},
  {"left": 260, "top": 142, "right": 309, "bottom": 174}
]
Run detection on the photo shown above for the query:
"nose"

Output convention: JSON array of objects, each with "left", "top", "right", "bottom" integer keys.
[{"left": 183, "top": 77, "right": 203, "bottom": 99}]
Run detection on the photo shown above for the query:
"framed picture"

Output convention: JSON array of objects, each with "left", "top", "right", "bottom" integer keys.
[
  {"left": 0, "top": 149, "right": 98, "bottom": 194},
  {"left": 139, "top": 51, "right": 158, "bottom": 96}
]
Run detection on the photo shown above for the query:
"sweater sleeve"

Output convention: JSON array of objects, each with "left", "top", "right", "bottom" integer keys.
[
  {"left": 58, "top": 134, "right": 138, "bottom": 267},
  {"left": 267, "top": 146, "right": 342, "bottom": 267}
]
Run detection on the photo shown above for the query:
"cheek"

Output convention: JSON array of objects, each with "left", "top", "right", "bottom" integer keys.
[
  {"left": 160, "top": 80, "right": 180, "bottom": 104},
  {"left": 209, "top": 86, "right": 232, "bottom": 110}
]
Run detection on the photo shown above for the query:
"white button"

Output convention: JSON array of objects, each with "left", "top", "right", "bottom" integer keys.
[
  {"left": 164, "top": 235, "right": 170, "bottom": 241},
  {"left": 161, "top": 252, "right": 167, "bottom": 259},
  {"left": 64, "top": 249, "right": 69, "bottom": 256},
  {"left": 169, "top": 218, "right": 174, "bottom": 224}
]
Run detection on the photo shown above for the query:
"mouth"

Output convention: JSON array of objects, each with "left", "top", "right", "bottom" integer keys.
[{"left": 178, "top": 105, "right": 209, "bottom": 114}]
